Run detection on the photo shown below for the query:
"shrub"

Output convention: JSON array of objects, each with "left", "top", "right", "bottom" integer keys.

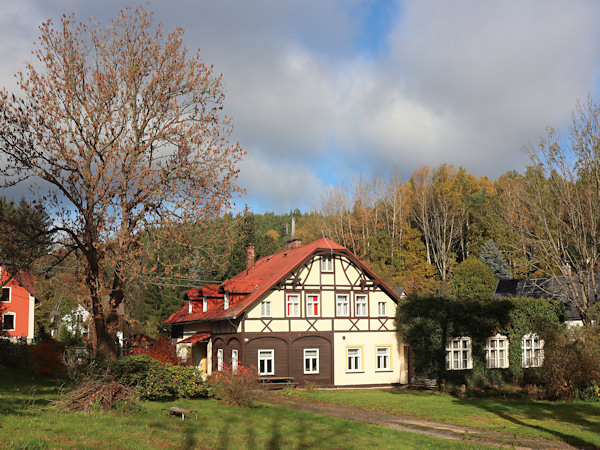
[
  {"left": 30, "top": 340, "right": 65, "bottom": 377},
  {"left": 208, "top": 364, "right": 260, "bottom": 407},
  {"left": 112, "top": 354, "right": 207, "bottom": 400},
  {"left": 539, "top": 325, "right": 600, "bottom": 401},
  {"left": 128, "top": 335, "right": 181, "bottom": 365},
  {"left": 0, "top": 339, "right": 31, "bottom": 369}
]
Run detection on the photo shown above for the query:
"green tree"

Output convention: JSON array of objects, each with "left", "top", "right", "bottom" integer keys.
[{"left": 451, "top": 256, "right": 497, "bottom": 301}]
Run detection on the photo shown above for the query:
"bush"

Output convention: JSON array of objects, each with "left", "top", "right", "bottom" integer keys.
[
  {"left": 539, "top": 325, "right": 600, "bottom": 400},
  {"left": 112, "top": 354, "right": 207, "bottom": 400},
  {"left": 127, "top": 335, "right": 181, "bottom": 365},
  {"left": 30, "top": 340, "right": 65, "bottom": 377},
  {"left": 0, "top": 339, "right": 31, "bottom": 369},
  {"left": 208, "top": 364, "right": 260, "bottom": 407}
]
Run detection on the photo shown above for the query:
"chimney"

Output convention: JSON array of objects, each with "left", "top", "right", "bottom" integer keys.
[
  {"left": 246, "top": 244, "right": 255, "bottom": 270},
  {"left": 286, "top": 239, "right": 302, "bottom": 250}
]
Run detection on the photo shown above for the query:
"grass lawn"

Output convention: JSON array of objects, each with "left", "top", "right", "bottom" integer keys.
[
  {"left": 286, "top": 388, "right": 600, "bottom": 448},
  {"left": 0, "top": 368, "right": 488, "bottom": 449}
]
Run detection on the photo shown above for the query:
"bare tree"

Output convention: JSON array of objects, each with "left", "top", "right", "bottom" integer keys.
[
  {"left": 521, "top": 97, "right": 600, "bottom": 325},
  {"left": 0, "top": 7, "right": 243, "bottom": 355}
]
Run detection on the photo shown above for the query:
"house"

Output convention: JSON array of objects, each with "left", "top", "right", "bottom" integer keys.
[
  {"left": 493, "top": 276, "right": 597, "bottom": 327},
  {"left": 165, "top": 238, "right": 409, "bottom": 387},
  {"left": 0, "top": 266, "right": 36, "bottom": 343},
  {"left": 50, "top": 304, "right": 90, "bottom": 338}
]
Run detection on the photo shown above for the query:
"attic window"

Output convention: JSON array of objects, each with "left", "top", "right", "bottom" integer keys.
[
  {"left": 224, "top": 293, "right": 230, "bottom": 310},
  {"left": 188, "top": 301, "right": 192, "bottom": 314},
  {"left": 202, "top": 297, "right": 207, "bottom": 313},
  {"left": 321, "top": 256, "right": 334, "bottom": 273}
]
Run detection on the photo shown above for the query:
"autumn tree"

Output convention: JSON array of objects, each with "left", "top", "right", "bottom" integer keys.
[
  {"left": 0, "top": 8, "right": 243, "bottom": 355},
  {"left": 520, "top": 97, "right": 600, "bottom": 325}
]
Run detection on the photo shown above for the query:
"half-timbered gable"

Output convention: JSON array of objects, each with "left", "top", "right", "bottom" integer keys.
[{"left": 165, "top": 238, "right": 409, "bottom": 387}]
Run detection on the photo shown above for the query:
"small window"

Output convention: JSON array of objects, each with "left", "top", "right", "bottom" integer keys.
[
  {"left": 376, "top": 346, "right": 390, "bottom": 371},
  {"left": 336, "top": 294, "right": 349, "bottom": 316},
  {"left": 446, "top": 337, "right": 472, "bottom": 370},
  {"left": 261, "top": 301, "right": 271, "bottom": 318},
  {"left": 1, "top": 287, "right": 10, "bottom": 302},
  {"left": 306, "top": 294, "right": 320, "bottom": 317},
  {"left": 355, "top": 295, "right": 368, "bottom": 317},
  {"left": 2, "top": 313, "right": 15, "bottom": 331},
  {"left": 188, "top": 300, "right": 193, "bottom": 314},
  {"left": 522, "top": 333, "right": 544, "bottom": 368},
  {"left": 486, "top": 335, "right": 509, "bottom": 369},
  {"left": 224, "top": 293, "right": 230, "bottom": 310},
  {"left": 286, "top": 294, "right": 300, "bottom": 317},
  {"left": 258, "top": 349, "right": 274, "bottom": 375},
  {"left": 378, "top": 301, "right": 386, "bottom": 317},
  {"left": 304, "top": 348, "right": 319, "bottom": 374},
  {"left": 202, "top": 297, "right": 207, "bottom": 313},
  {"left": 321, "top": 256, "right": 334, "bottom": 273},
  {"left": 217, "top": 348, "right": 223, "bottom": 371},
  {"left": 347, "top": 347, "right": 362, "bottom": 372},
  {"left": 231, "top": 349, "right": 239, "bottom": 372}
]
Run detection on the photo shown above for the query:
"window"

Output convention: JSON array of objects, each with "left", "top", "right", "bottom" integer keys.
[
  {"left": 188, "top": 300, "right": 192, "bottom": 314},
  {"left": 347, "top": 347, "right": 362, "bottom": 372},
  {"left": 217, "top": 348, "right": 223, "bottom": 371},
  {"left": 306, "top": 294, "right": 320, "bottom": 317},
  {"left": 286, "top": 294, "right": 300, "bottom": 317},
  {"left": 261, "top": 301, "right": 271, "bottom": 317},
  {"left": 378, "top": 301, "right": 386, "bottom": 317},
  {"left": 224, "top": 293, "right": 229, "bottom": 310},
  {"left": 231, "top": 349, "right": 239, "bottom": 372},
  {"left": 355, "top": 295, "right": 368, "bottom": 317},
  {"left": 1, "top": 287, "right": 10, "bottom": 302},
  {"left": 2, "top": 313, "right": 15, "bottom": 331},
  {"left": 486, "top": 335, "right": 509, "bottom": 369},
  {"left": 202, "top": 297, "right": 207, "bottom": 313},
  {"left": 336, "top": 294, "right": 349, "bottom": 316},
  {"left": 304, "top": 348, "right": 319, "bottom": 374},
  {"left": 522, "top": 333, "right": 544, "bottom": 368},
  {"left": 446, "top": 337, "right": 472, "bottom": 370},
  {"left": 376, "top": 346, "right": 390, "bottom": 371},
  {"left": 258, "top": 349, "right": 274, "bottom": 375},
  {"left": 321, "top": 256, "right": 333, "bottom": 273}
]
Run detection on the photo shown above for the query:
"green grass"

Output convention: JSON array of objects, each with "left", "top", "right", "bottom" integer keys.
[
  {"left": 0, "top": 367, "right": 486, "bottom": 449},
  {"left": 287, "top": 388, "right": 600, "bottom": 447}
]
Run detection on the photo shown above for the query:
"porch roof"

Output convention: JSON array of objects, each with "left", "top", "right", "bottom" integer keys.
[{"left": 179, "top": 333, "right": 211, "bottom": 344}]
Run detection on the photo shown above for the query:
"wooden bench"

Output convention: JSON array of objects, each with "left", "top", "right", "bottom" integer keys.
[
  {"left": 259, "top": 376, "right": 298, "bottom": 390},
  {"left": 411, "top": 378, "right": 438, "bottom": 390},
  {"left": 161, "top": 407, "right": 198, "bottom": 421}
]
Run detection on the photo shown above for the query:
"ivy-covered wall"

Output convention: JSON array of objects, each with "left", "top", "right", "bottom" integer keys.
[{"left": 396, "top": 296, "right": 563, "bottom": 387}]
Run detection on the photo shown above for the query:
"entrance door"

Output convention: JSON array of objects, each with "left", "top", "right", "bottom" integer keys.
[{"left": 193, "top": 343, "right": 208, "bottom": 375}]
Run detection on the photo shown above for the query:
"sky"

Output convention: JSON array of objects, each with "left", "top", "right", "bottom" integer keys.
[{"left": 1, "top": 0, "right": 600, "bottom": 213}]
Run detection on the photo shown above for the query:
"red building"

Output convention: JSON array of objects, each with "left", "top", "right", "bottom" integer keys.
[{"left": 1, "top": 266, "right": 36, "bottom": 342}]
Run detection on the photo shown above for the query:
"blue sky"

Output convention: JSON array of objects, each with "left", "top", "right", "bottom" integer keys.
[{"left": 1, "top": 0, "right": 600, "bottom": 213}]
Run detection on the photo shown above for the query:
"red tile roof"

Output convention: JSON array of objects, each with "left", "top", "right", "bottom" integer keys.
[
  {"left": 179, "top": 333, "right": 211, "bottom": 344},
  {"left": 164, "top": 237, "right": 399, "bottom": 325}
]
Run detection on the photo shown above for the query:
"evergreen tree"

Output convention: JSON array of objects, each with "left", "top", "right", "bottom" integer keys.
[{"left": 479, "top": 240, "right": 511, "bottom": 279}]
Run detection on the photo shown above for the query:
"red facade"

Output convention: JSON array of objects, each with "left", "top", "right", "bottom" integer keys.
[{"left": 1, "top": 267, "right": 36, "bottom": 341}]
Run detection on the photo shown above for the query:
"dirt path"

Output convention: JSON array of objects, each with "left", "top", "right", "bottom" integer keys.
[{"left": 261, "top": 393, "right": 575, "bottom": 449}]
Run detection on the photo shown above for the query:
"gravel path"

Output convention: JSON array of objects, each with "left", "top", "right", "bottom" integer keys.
[{"left": 261, "top": 393, "right": 576, "bottom": 449}]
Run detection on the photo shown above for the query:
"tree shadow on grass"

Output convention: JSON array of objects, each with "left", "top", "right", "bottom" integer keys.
[{"left": 450, "top": 395, "right": 600, "bottom": 448}]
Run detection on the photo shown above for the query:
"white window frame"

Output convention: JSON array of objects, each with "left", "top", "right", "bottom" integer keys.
[
  {"left": 486, "top": 335, "right": 509, "bottom": 369},
  {"left": 2, "top": 312, "right": 15, "bottom": 331},
  {"left": 346, "top": 347, "right": 362, "bottom": 372},
  {"left": 231, "top": 349, "right": 239, "bottom": 372},
  {"left": 202, "top": 297, "right": 207, "bottom": 313},
  {"left": 378, "top": 301, "right": 386, "bottom": 317},
  {"left": 258, "top": 349, "right": 274, "bottom": 375},
  {"left": 446, "top": 337, "right": 472, "bottom": 370},
  {"left": 223, "top": 293, "right": 229, "bottom": 310},
  {"left": 306, "top": 294, "right": 320, "bottom": 318},
  {"left": 303, "top": 348, "right": 319, "bottom": 374},
  {"left": 217, "top": 348, "right": 223, "bottom": 371},
  {"left": 522, "top": 333, "right": 544, "bottom": 368},
  {"left": 376, "top": 346, "right": 391, "bottom": 371},
  {"left": 286, "top": 294, "right": 300, "bottom": 317},
  {"left": 321, "top": 255, "right": 334, "bottom": 273},
  {"left": 355, "top": 294, "right": 368, "bottom": 317},
  {"left": 336, "top": 294, "right": 349, "bottom": 317},
  {"left": 1, "top": 286, "right": 11, "bottom": 303},
  {"left": 188, "top": 300, "right": 193, "bottom": 314},
  {"left": 261, "top": 301, "right": 271, "bottom": 318}
]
